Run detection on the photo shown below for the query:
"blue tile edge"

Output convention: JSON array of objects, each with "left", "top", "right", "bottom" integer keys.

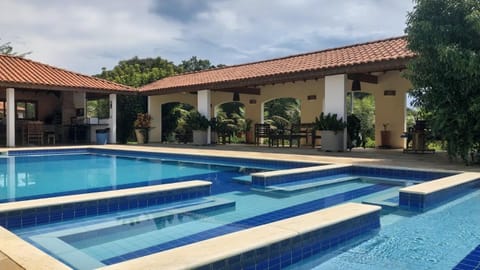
[
  {"left": 399, "top": 178, "right": 480, "bottom": 212},
  {"left": 251, "top": 165, "right": 455, "bottom": 189},
  {"left": 453, "top": 244, "right": 480, "bottom": 270},
  {"left": 197, "top": 209, "right": 381, "bottom": 270},
  {"left": 0, "top": 185, "right": 211, "bottom": 230}
]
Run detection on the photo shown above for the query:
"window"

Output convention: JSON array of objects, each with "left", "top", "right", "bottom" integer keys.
[
  {"left": 16, "top": 101, "right": 37, "bottom": 120},
  {"left": 87, "top": 98, "right": 109, "bottom": 119},
  {"left": 0, "top": 100, "right": 38, "bottom": 121}
]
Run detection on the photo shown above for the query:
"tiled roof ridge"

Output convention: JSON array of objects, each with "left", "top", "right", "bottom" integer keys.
[
  {"left": 156, "top": 35, "right": 409, "bottom": 79},
  {"left": 0, "top": 54, "right": 135, "bottom": 90}
]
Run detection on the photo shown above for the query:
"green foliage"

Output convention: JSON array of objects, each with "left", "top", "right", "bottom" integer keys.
[
  {"left": 264, "top": 98, "right": 300, "bottom": 128},
  {"left": 405, "top": 0, "right": 480, "bottom": 163},
  {"left": 178, "top": 56, "right": 215, "bottom": 73},
  {"left": 0, "top": 39, "right": 31, "bottom": 57},
  {"left": 96, "top": 56, "right": 178, "bottom": 87},
  {"left": 162, "top": 102, "right": 193, "bottom": 141},
  {"left": 347, "top": 114, "right": 362, "bottom": 149},
  {"left": 315, "top": 112, "right": 346, "bottom": 132},
  {"left": 349, "top": 93, "right": 375, "bottom": 144},
  {"left": 185, "top": 110, "right": 210, "bottom": 130}
]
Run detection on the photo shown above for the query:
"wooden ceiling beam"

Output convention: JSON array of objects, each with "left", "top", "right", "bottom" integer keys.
[
  {"left": 213, "top": 87, "right": 261, "bottom": 95},
  {"left": 347, "top": 73, "right": 378, "bottom": 84}
]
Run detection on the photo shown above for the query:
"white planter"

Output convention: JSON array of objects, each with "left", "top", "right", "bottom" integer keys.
[
  {"left": 321, "top": 130, "right": 344, "bottom": 152},
  {"left": 192, "top": 130, "right": 208, "bottom": 145}
]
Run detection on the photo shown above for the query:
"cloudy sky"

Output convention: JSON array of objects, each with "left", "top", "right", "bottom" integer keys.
[{"left": 1, "top": 0, "right": 414, "bottom": 75}]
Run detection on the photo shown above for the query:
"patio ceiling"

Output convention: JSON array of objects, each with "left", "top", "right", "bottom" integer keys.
[
  {"left": 139, "top": 36, "right": 415, "bottom": 96},
  {"left": 0, "top": 54, "right": 135, "bottom": 94}
]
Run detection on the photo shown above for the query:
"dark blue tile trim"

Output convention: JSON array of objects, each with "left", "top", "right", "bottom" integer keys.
[
  {"left": 105, "top": 208, "right": 381, "bottom": 269},
  {"left": 453, "top": 244, "right": 480, "bottom": 270},
  {"left": 399, "top": 178, "right": 480, "bottom": 212},
  {"left": 252, "top": 165, "right": 455, "bottom": 189},
  {"left": 0, "top": 185, "right": 210, "bottom": 230},
  {"left": 101, "top": 183, "right": 390, "bottom": 265}
]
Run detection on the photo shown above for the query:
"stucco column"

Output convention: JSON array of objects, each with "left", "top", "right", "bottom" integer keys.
[
  {"left": 324, "top": 74, "right": 347, "bottom": 150},
  {"left": 109, "top": 94, "right": 117, "bottom": 144},
  {"left": 197, "top": 90, "right": 211, "bottom": 144},
  {"left": 6, "top": 88, "right": 15, "bottom": 147}
]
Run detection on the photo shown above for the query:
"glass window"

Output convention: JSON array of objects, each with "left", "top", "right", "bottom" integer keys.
[{"left": 16, "top": 101, "right": 37, "bottom": 120}]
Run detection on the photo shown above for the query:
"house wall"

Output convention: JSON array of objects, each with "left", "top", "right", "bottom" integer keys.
[
  {"left": 148, "top": 71, "right": 411, "bottom": 148},
  {"left": 360, "top": 70, "right": 412, "bottom": 148}
]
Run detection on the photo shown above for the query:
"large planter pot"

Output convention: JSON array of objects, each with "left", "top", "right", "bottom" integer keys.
[
  {"left": 321, "top": 130, "right": 344, "bottom": 152},
  {"left": 135, "top": 129, "right": 146, "bottom": 144},
  {"left": 135, "top": 128, "right": 150, "bottom": 144},
  {"left": 192, "top": 130, "right": 208, "bottom": 145}
]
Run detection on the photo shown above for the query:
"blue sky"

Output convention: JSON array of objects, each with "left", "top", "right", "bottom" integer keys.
[{"left": 1, "top": 0, "right": 414, "bottom": 75}]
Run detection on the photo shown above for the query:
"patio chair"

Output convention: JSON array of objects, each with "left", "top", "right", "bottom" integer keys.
[
  {"left": 289, "top": 123, "right": 312, "bottom": 147},
  {"left": 254, "top": 123, "right": 271, "bottom": 145},
  {"left": 23, "top": 121, "right": 44, "bottom": 145}
]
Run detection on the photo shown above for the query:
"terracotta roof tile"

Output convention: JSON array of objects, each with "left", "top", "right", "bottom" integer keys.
[
  {"left": 140, "top": 36, "right": 414, "bottom": 93},
  {"left": 0, "top": 55, "right": 134, "bottom": 92}
]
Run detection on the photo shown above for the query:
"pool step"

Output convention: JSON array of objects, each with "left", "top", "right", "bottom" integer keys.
[
  {"left": 232, "top": 175, "right": 252, "bottom": 184},
  {"left": 362, "top": 190, "right": 400, "bottom": 210},
  {"left": 260, "top": 176, "right": 359, "bottom": 193},
  {"left": 361, "top": 176, "right": 422, "bottom": 186}
]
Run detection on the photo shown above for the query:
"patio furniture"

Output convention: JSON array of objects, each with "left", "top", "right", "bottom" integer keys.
[
  {"left": 23, "top": 121, "right": 44, "bottom": 145},
  {"left": 289, "top": 123, "right": 317, "bottom": 147},
  {"left": 269, "top": 127, "right": 290, "bottom": 147},
  {"left": 254, "top": 124, "right": 271, "bottom": 145}
]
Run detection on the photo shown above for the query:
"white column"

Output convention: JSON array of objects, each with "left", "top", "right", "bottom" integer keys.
[
  {"left": 6, "top": 88, "right": 15, "bottom": 147},
  {"left": 324, "top": 74, "right": 347, "bottom": 150},
  {"left": 109, "top": 94, "right": 117, "bottom": 144},
  {"left": 197, "top": 90, "right": 211, "bottom": 144}
]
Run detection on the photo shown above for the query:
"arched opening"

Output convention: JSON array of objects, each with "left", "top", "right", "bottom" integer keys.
[
  {"left": 214, "top": 101, "right": 246, "bottom": 143},
  {"left": 263, "top": 97, "right": 300, "bottom": 128},
  {"left": 161, "top": 102, "right": 193, "bottom": 143},
  {"left": 346, "top": 92, "right": 376, "bottom": 148}
]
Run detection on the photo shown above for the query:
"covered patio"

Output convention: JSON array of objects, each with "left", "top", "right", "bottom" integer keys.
[
  {"left": 0, "top": 55, "right": 135, "bottom": 147},
  {"left": 140, "top": 36, "right": 415, "bottom": 150}
]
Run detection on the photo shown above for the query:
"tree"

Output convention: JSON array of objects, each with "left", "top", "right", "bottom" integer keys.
[
  {"left": 0, "top": 40, "right": 31, "bottom": 57},
  {"left": 405, "top": 0, "right": 480, "bottom": 163},
  {"left": 178, "top": 56, "right": 215, "bottom": 73},
  {"left": 95, "top": 57, "right": 178, "bottom": 143}
]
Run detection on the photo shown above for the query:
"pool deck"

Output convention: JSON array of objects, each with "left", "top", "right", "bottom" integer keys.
[
  {"left": 0, "top": 143, "right": 479, "bottom": 269},
  {"left": 1, "top": 143, "right": 478, "bottom": 172}
]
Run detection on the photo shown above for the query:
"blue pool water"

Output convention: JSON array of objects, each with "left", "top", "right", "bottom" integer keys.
[
  {"left": 289, "top": 189, "right": 480, "bottom": 270},
  {"left": 0, "top": 152, "right": 313, "bottom": 202},
  {"left": 2, "top": 149, "right": 478, "bottom": 269}
]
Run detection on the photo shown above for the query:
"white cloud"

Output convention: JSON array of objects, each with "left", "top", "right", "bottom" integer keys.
[{"left": 1, "top": 0, "right": 414, "bottom": 75}]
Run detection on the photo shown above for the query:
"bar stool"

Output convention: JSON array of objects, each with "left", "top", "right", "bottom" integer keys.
[{"left": 46, "top": 132, "right": 56, "bottom": 145}]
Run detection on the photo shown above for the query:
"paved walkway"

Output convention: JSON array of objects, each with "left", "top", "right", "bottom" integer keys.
[{"left": 109, "top": 143, "right": 479, "bottom": 172}]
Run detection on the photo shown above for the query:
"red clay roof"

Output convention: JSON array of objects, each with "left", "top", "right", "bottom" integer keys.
[
  {"left": 140, "top": 36, "right": 414, "bottom": 94},
  {"left": 0, "top": 55, "right": 135, "bottom": 93}
]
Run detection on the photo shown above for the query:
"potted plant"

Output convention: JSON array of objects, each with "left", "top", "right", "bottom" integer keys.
[
  {"left": 380, "top": 122, "right": 391, "bottom": 148},
  {"left": 186, "top": 110, "right": 210, "bottom": 145},
  {"left": 315, "top": 112, "right": 346, "bottom": 151},
  {"left": 134, "top": 113, "right": 152, "bottom": 144}
]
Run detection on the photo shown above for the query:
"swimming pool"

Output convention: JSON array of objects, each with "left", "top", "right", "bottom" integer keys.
[
  {"left": 288, "top": 189, "right": 480, "bottom": 269},
  {"left": 0, "top": 148, "right": 478, "bottom": 269},
  {"left": 0, "top": 149, "right": 316, "bottom": 202}
]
